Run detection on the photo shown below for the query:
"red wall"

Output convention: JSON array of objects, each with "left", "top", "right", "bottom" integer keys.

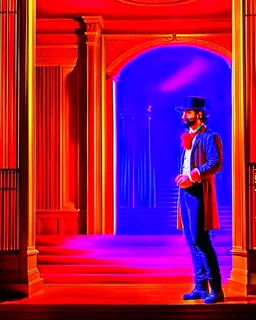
[
  {"left": 36, "top": 20, "right": 87, "bottom": 235},
  {"left": 35, "top": 18, "right": 231, "bottom": 236}
]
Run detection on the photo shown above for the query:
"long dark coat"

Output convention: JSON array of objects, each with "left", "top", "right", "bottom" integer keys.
[{"left": 177, "top": 126, "right": 223, "bottom": 231}]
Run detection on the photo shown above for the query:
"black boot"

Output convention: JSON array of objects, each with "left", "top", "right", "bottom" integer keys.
[
  {"left": 204, "top": 279, "right": 224, "bottom": 303},
  {"left": 183, "top": 279, "right": 209, "bottom": 300}
]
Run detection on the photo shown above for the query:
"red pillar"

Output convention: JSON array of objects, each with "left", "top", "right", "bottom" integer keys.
[
  {"left": 246, "top": 0, "right": 256, "bottom": 162},
  {"left": 0, "top": 0, "right": 43, "bottom": 296},
  {"left": 83, "top": 16, "right": 104, "bottom": 234},
  {"left": 229, "top": 0, "right": 256, "bottom": 294}
]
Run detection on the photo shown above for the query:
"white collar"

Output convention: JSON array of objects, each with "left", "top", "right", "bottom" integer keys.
[{"left": 189, "top": 123, "right": 205, "bottom": 133}]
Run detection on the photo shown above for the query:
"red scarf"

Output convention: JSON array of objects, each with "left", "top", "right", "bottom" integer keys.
[{"left": 181, "top": 124, "right": 205, "bottom": 150}]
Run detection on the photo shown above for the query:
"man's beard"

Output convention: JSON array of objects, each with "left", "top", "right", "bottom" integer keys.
[{"left": 183, "top": 117, "right": 197, "bottom": 128}]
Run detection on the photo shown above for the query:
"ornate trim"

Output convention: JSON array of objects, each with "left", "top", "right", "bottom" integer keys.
[
  {"left": 83, "top": 16, "right": 104, "bottom": 46},
  {"left": 118, "top": 0, "right": 195, "bottom": 6},
  {"left": 105, "top": 34, "right": 231, "bottom": 75},
  {"left": 37, "top": 47, "right": 78, "bottom": 59}
]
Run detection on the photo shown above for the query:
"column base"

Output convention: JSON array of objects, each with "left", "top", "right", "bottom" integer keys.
[
  {"left": 228, "top": 278, "right": 256, "bottom": 295},
  {"left": 228, "top": 250, "right": 256, "bottom": 295},
  {"left": 0, "top": 278, "right": 44, "bottom": 297},
  {"left": 0, "top": 250, "right": 44, "bottom": 297}
]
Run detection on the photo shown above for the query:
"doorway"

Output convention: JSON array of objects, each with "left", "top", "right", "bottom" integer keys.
[{"left": 115, "top": 45, "right": 232, "bottom": 236}]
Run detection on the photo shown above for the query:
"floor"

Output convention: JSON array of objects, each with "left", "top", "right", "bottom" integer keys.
[
  {"left": 1, "top": 284, "right": 256, "bottom": 320},
  {"left": 1, "top": 234, "right": 255, "bottom": 319}
]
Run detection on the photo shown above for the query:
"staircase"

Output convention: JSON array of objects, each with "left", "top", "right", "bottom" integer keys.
[
  {"left": 37, "top": 235, "right": 232, "bottom": 285},
  {"left": 156, "top": 183, "right": 232, "bottom": 234},
  {"left": 155, "top": 183, "right": 179, "bottom": 230},
  {"left": 117, "top": 183, "right": 232, "bottom": 235}
]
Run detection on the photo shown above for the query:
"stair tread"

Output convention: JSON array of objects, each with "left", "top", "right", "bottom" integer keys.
[
  {"left": 36, "top": 235, "right": 232, "bottom": 284},
  {"left": 40, "top": 273, "right": 231, "bottom": 284}
]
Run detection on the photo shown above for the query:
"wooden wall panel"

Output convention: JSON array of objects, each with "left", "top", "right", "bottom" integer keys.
[
  {"left": 61, "top": 67, "right": 79, "bottom": 210},
  {"left": 36, "top": 63, "right": 87, "bottom": 235},
  {"left": 37, "top": 212, "right": 79, "bottom": 235}
]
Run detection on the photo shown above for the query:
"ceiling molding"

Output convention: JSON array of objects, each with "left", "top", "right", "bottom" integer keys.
[{"left": 118, "top": 0, "right": 195, "bottom": 6}]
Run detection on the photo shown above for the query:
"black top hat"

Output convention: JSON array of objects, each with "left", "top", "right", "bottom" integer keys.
[{"left": 175, "top": 96, "right": 209, "bottom": 113}]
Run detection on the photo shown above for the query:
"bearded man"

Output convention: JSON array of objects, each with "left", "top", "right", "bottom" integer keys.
[{"left": 175, "top": 96, "right": 224, "bottom": 304}]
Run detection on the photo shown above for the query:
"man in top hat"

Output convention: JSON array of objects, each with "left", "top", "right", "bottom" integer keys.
[{"left": 174, "top": 96, "right": 224, "bottom": 303}]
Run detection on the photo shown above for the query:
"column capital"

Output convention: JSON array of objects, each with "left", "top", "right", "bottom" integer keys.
[
  {"left": 245, "top": 0, "right": 256, "bottom": 15},
  {"left": 82, "top": 16, "right": 104, "bottom": 45}
]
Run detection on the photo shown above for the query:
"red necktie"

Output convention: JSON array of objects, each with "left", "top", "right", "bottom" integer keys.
[{"left": 181, "top": 131, "right": 198, "bottom": 150}]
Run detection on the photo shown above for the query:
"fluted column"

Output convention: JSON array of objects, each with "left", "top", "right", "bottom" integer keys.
[
  {"left": 245, "top": 0, "right": 256, "bottom": 163},
  {"left": 18, "top": 0, "right": 43, "bottom": 295},
  {"left": 0, "top": 0, "right": 18, "bottom": 251},
  {"left": 245, "top": 0, "right": 256, "bottom": 255},
  {"left": 228, "top": 0, "right": 256, "bottom": 294},
  {"left": 0, "top": 0, "right": 43, "bottom": 296},
  {"left": 101, "top": 74, "right": 117, "bottom": 234},
  {"left": 83, "top": 16, "right": 104, "bottom": 234}
]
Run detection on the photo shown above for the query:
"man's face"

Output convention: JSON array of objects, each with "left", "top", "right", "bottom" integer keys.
[{"left": 182, "top": 110, "right": 198, "bottom": 128}]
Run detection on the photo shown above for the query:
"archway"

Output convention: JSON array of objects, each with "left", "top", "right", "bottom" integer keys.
[
  {"left": 114, "top": 45, "right": 232, "bottom": 236},
  {"left": 100, "top": 40, "right": 232, "bottom": 284}
]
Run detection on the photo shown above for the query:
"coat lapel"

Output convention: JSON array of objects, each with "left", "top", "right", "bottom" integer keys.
[
  {"left": 191, "top": 125, "right": 207, "bottom": 153},
  {"left": 191, "top": 132, "right": 203, "bottom": 153}
]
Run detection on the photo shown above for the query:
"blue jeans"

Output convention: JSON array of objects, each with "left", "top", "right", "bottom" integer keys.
[{"left": 179, "top": 186, "right": 221, "bottom": 288}]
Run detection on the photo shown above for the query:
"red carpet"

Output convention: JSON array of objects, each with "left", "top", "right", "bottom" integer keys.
[
  {"left": 36, "top": 235, "right": 232, "bottom": 284},
  {"left": 1, "top": 236, "right": 255, "bottom": 320}
]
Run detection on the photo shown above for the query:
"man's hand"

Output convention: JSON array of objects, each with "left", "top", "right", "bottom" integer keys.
[{"left": 175, "top": 174, "right": 193, "bottom": 189}]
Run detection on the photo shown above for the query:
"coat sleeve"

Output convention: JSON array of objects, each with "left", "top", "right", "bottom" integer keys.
[
  {"left": 190, "top": 133, "right": 222, "bottom": 182},
  {"left": 194, "top": 133, "right": 222, "bottom": 180}
]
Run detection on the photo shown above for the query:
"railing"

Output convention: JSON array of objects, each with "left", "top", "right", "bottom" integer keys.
[
  {"left": 248, "top": 163, "right": 256, "bottom": 250},
  {"left": 0, "top": 169, "right": 19, "bottom": 251}
]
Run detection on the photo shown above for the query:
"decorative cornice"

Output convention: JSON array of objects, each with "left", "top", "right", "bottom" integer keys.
[
  {"left": 82, "top": 16, "right": 104, "bottom": 46},
  {"left": 104, "top": 34, "right": 232, "bottom": 75},
  {"left": 245, "top": 0, "right": 256, "bottom": 15},
  {"left": 36, "top": 47, "right": 81, "bottom": 66},
  {"left": 37, "top": 47, "right": 78, "bottom": 58},
  {"left": 118, "top": 0, "right": 195, "bottom": 6}
]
